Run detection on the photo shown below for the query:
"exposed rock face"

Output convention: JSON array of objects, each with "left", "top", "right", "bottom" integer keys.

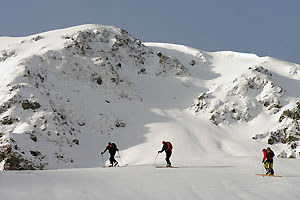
[
  {"left": 22, "top": 100, "right": 41, "bottom": 110},
  {"left": 268, "top": 102, "right": 300, "bottom": 158},
  {"left": 156, "top": 52, "right": 189, "bottom": 76},
  {"left": 0, "top": 50, "right": 16, "bottom": 62},
  {"left": 191, "top": 66, "right": 286, "bottom": 125}
]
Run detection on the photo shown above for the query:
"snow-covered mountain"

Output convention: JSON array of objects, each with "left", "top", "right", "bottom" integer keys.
[{"left": 0, "top": 24, "right": 300, "bottom": 171}]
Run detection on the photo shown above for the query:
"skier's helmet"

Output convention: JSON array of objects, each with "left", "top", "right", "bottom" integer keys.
[{"left": 162, "top": 141, "right": 165, "bottom": 144}]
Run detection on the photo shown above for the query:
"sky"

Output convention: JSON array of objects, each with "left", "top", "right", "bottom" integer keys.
[{"left": 1, "top": 0, "right": 300, "bottom": 64}]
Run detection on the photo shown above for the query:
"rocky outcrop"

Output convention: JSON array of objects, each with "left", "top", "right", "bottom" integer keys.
[
  {"left": 22, "top": 100, "right": 41, "bottom": 110},
  {"left": 156, "top": 51, "right": 189, "bottom": 76},
  {"left": 268, "top": 102, "right": 300, "bottom": 158},
  {"left": 0, "top": 50, "right": 16, "bottom": 62},
  {"left": 191, "top": 66, "right": 286, "bottom": 125}
]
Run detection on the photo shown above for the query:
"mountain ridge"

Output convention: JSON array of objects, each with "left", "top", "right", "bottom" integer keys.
[{"left": 0, "top": 24, "right": 300, "bottom": 170}]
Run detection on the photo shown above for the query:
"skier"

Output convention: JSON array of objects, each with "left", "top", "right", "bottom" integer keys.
[
  {"left": 101, "top": 142, "right": 119, "bottom": 167},
  {"left": 158, "top": 141, "right": 173, "bottom": 167},
  {"left": 262, "top": 147, "right": 275, "bottom": 175}
]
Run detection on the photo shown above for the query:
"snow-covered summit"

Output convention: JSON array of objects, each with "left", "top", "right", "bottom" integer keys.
[{"left": 0, "top": 24, "right": 300, "bottom": 170}]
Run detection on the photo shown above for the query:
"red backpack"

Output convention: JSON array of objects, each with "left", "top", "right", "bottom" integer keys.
[{"left": 166, "top": 142, "right": 173, "bottom": 151}]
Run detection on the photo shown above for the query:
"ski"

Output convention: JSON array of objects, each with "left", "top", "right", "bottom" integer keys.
[
  {"left": 100, "top": 166, "right": 112, "bottom": 168},
  {"left": 100, "top": 165, "right": 117, "bottom": 168},
  {"left": 155, "top": 166, "right": 179, "bottom": 168},
  {"left": 101, "top": 164, "right": 128, "bottom": 168},
  {"left": 255, "top": 173, "right": 282, "bottom": 177}
]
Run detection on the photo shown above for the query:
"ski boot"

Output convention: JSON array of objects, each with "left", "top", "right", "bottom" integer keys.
[{"left": 113, "top": 161, "right": 119, "bottom": 167}]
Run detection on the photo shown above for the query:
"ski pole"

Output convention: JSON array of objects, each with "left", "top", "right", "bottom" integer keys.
[
  {"left": 262, "top": 160, "right": 266, "bottom": 174},
  {"left": 153, "top": 152, "right": 159, "bottom": 166},
  {"left": 118, "top": 151, "right": 123, "bottom": 166},
  {"left": 101, "top": 153, "right": 105, "bottom": 166}
]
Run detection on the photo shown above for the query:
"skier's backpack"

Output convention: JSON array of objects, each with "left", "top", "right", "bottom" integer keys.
[
  {"left": 166, "top": 142, "right": 173, "bottom": 151},
  {"left": 111, "top": 143, "right": 117, "bottom": 150},
  {"left": 268, "top": 149, "right": 274, "bottom": 158},
  {"left": 270, "top": 150, "right": 275, "bottom": 158}
]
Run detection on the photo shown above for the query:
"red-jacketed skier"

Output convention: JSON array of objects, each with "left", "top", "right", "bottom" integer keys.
[
  {"left": 101, "top": 142, "right": 119, "bottom": 167},
  {"left": 158, "top": 141, "right": 173, "bottom": 167},
  {"left": 262, "top": 147, "right": 275, "bottom": 175}
]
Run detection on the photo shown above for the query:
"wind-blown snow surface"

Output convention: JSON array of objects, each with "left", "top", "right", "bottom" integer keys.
[
  {"left": 1, "top": 158, "right": 300, "bottom": 200},
  {"left": 1, "top": 24, "right": 300, "bottom": 199}
]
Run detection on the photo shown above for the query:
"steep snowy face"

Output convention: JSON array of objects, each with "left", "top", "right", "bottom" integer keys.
[
  {"left": 0, "top": 25, "right": 152, "bottom": 170},
  {"left": 0, "top": 25, "right": 194, "bottom": 170}
]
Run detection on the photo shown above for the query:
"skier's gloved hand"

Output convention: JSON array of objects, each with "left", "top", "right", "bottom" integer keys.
[
  {"left": 262, "top": 160, "right": 264, "bottom": 163},
  {"left": 101, "top": 152, "right": 104, "bottom": 155},
  {"left": 158, "top": 150, "right": 161, "bottom": 153}
]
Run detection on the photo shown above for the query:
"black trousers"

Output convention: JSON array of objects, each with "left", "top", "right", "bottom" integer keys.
[
  {"left": 109, "top": 152, "right": 117, "bottom": 165},
  {"left": 165, "top": 150, "right": 172, "bottom": 165}
]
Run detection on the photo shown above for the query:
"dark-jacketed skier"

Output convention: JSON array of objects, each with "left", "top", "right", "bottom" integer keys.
[
  {"left": 101, "top": 142, "right": 119, "bottom": 167},
  {"left": 262, "top": 147, "right": 275, "bottom": 175},
  {"left": 158, "top": 141, "right": 173, "bottom": 167}
]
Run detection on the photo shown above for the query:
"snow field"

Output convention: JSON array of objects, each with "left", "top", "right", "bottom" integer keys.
[{"left": 1, "top": 156, "right": 300, "bottom": 200}]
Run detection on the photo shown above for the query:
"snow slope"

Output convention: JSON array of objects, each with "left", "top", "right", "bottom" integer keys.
[
  {"left": 0, "top": 24, "right": 300, "bottom": 199},
  {"left": 1, "top": 158, "right": 300, "bottom": 200}
]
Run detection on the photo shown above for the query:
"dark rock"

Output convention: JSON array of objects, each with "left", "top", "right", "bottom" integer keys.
[
  {"left": 78, "top": 122, "right": 85, "bottom": 126},
  {"left": 30, "top": 150, "right": 40, "bottom": 157},
  {"left": 189, "top": 60, "right": 196, "bottom": 66},
  {"left": 30, "top": 135, "right": 37, "bottom": 142},
  {"left": 138, "top": 68, "right": 146, "bottom": 74},
  {"left": 22, "top": 100, "right": 41, "bottom": 110},
  {"left": 96, "top": 77, "right": 102, "bottom": 85},
  {"left": 1, "top": 116, "right": 19, "bottom": 125},
  {"left": 73, "top": 139, "right": 80, "bottom": 145}
]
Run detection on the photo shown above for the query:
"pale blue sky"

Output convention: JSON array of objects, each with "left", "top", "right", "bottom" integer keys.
[{"left": 1, "top": 0, "right": 299, "bottom": 64}]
